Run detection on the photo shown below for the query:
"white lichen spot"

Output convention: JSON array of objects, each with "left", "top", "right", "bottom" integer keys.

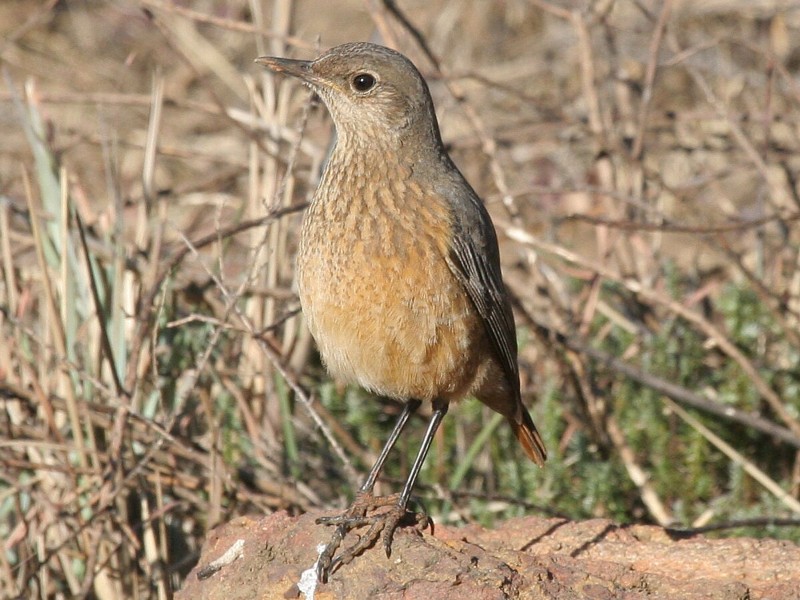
[{"left": 297, "top": 543, "right": 327, "bottom": 600}]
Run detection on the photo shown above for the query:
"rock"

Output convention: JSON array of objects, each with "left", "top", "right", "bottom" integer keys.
[{"left": 177, "top": 511, "right": 800, "bottom": 600}]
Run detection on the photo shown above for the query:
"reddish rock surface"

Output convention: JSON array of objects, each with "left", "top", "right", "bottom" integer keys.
[{"left": 177, "top": 510, "right": 800, "bottom": 599}]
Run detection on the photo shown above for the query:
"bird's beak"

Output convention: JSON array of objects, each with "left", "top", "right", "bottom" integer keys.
[{"left": 254, "top": 56, "right": 320, "bottom": 86}]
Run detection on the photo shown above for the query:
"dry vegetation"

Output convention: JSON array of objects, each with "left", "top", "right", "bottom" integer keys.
[{"left": 2, "top": 0, "right": 800, "bottom": 598}]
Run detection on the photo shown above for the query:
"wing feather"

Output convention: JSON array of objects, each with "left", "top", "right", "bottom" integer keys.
[
  {"left": 444, "top": 188, "right": 519, "bottom": 399},
  {"left": 443, "top": 182, "right": 547, "bottom": 466}
]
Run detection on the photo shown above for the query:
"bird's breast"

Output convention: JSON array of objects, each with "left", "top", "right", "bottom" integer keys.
[{"left": 296, "top": 175, "right": 485, "bottom": 402}]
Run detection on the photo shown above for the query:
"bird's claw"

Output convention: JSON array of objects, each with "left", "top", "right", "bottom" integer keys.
[{"left": 315, "top": 493, "right": 431, "bottom": 583}]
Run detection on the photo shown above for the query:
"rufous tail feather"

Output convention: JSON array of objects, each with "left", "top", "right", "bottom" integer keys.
[{"left": 510, "top": 408, "right": 547, "bottom": 467}]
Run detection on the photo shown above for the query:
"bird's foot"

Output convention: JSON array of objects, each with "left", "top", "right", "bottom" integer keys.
[{"left": 315, "top": 491, "right": 432, "bottom": 583}]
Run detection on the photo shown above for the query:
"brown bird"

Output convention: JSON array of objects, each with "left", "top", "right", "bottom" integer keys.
[{"left": 256, "top": 42, "right": 546, "bottom": 582}]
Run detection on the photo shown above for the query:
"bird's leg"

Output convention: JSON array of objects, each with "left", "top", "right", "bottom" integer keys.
[
  {"left": 316, "top": 399, "right": 448, "bottom": 582},
  {"left": 375, "top": 398, "right": 447, "bottom": 558},
  {"left": 316, "top": 398, "right": 421, "bottom": 581}
]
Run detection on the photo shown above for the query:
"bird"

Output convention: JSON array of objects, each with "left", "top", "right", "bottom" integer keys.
[{"left": 255, "top": 42, "right": 546, "bottom": 582}]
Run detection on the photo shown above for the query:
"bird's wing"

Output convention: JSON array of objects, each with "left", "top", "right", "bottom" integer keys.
[
  {"left": 438, "top": 171, "right": 547, "bottom": 466},
  {"left": 444, "top": 183, "right": 520, "bottom": 398}
]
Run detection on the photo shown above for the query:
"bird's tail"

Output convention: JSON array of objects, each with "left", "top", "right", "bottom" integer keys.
[{"left": 509, "top": 408, "right": 547, "bottom": 467}]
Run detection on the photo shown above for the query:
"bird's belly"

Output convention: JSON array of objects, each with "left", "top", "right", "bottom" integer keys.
[{"left": 298, "top": 237, "right": 485, "bottom": 402}]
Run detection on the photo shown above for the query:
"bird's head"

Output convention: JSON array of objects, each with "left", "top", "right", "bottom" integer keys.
[{"left": 256, "top": 42, "right": 443, "bottom": 150}]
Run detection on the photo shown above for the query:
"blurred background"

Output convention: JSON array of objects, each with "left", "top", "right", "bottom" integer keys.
[{"left": 2, "top": 0, "right": 800, "bottom": 597}]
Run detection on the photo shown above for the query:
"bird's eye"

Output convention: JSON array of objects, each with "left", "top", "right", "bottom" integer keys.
[{"left": 352, "top": 73, "right": 376, "bottom": 92}]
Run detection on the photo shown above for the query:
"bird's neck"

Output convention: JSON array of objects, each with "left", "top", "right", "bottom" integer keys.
[
  {"left": 325, "top": 132, "right": 413, "bottom": 182},
  {"left": 309, "top": 133, "right": 432, "bottom": 229}
]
